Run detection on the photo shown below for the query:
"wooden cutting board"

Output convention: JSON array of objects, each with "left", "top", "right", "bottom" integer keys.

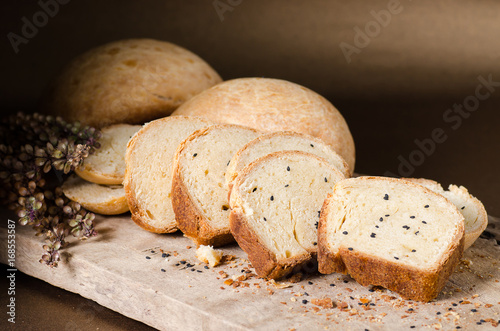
[{"left": 1, "top": 213, "right": 499, "bottom": 330}]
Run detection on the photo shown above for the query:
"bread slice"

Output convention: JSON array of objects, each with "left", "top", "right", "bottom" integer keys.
[
  {"left": 404, "top": 178, "right": 487, "bottom": 250},
  {"left": 75, "top": 124, "right": 141, "bottom": 185},
  {"left": 229, "top": 151, "right": 347, "bottom": 279},
  {"left": 317, "top": 177, "right": 465, "bottom": 302},
  {"left": 226, "top": 131, "right": 351, "bottom": 194},
  {"left": 171, "top": 124, "right": 261, "bottom": 246},
  {"left": 124, "top": 116, "right": 213, "bottom": 233},
  {"left": 62, "top": 175, "right": 129, "bottom": 215}
]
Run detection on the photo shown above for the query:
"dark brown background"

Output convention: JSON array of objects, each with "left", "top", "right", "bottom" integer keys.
[{"left": 1, "top": 1, "right": 499, "bottom": 329}]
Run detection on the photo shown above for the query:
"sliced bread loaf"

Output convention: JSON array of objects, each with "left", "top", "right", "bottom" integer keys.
[
  {"left": 317, "top": 177, "right": 465, "bottom": 302},
  {"left": 62, "top": 175, "right": 129, "bottom": 215},
  {"left": 226, "top": 131, "right": 350, "bottom": 193},
  {"left": 229, "top": 151, "right": 346, "bottom": 279},
  {"left": 124, "top": 116, "right": 213, "bottom": 233},
  {"left": 405, "top": 178, "right": 487, "bottom": 250},
  {"left": 75, "top": 124, "right": 141, "bottom": 185},
  {"left": 171, "top": 124, "right": 261, "bottom": 246}
]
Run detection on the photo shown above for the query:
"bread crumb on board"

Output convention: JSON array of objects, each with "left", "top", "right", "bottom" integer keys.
[{"left": 196, "top": 245, "right": 223, "bottom": 267}]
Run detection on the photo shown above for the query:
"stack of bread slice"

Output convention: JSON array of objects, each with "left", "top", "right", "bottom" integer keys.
[{"left": 61, "top": 124, "right": 141, "bottom": 215}]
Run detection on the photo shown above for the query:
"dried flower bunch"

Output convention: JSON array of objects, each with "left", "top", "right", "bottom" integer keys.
[{"left": 0, "top": 112, "right": 101, "bottom": 267}]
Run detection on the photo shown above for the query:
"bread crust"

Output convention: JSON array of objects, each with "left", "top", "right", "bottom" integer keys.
[
  {"left": 230, "top": 209, "right": 310, "bottom": 279},
  {"left": 42, "top": 39, "right": 222, "bottom": 128},
  {"left": 338, "top": 236, "right": 464, "bottom": 302},
  {"left": 317, "top": 176, "right": 466, "bottom": 302},
  {"left": 172, "top": 77, "right": 356, "bottom": 172}
]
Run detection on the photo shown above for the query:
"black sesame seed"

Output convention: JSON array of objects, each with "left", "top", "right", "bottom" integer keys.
[
  {"left": 252, "top": 187, "right": 257, "bottom": 192},
  {"left": 193, "top": 153, "right": 197, "bottom": 157},
  {"left": 146, "top": 256, "right": 151, "bottom": 259},
  {"left": 304, "top": 292, "right": 309, "bottom": 296},
  {"left": 349, "top": 296, "right": 354, "bottom": 300},
  {"left": 379, "top": 217, "right": 383, "bottom": 222},
  {"left": 415, "top": 231, "right": 419, "bottom": 235},
  {"left": 330, "top": 284, "right": 336, "bottom": 287},
  {"left": 162, "top": 253, "right": 168, "bottom": 258},
  {"left": 313, "top": 242, "right": 317, "bottom": 246},
  {"left": 448, "top": 307, "right": 453, "bottom": 311},
  {"left": 456, "top": 327, "right": 461, "bottom": 329},
  {"left": 285, "top": 184, "right": 289, "bottom": 187},
  {"left": 308, "top": 281, "right": 313, "bottom": 285},
  {"left": 480, "top": 319, "right": 486, "bottom": 323},
  {"left": 270, "top": 196, "right": 274, "bottom": 201},
  {"left": 324, "top": 177, "right": 328, "bottom": 182},
  {"left": 452, "top": 303, "right": 458, "bottom": 306},
  {"left": 459, "top": 300, "right": 463, "bottom": 303},
  {"left": 310, "top": 144, "right": 314, "bottom": 147},
  {"left": 384, "top": 194, "right": 389, "bottom": 200},
  {"left": 370, "top": 303, "right": 375, "bottom": 306},
  {"left": 151, "top": 250, "right": 155, "bottom": 253},
  {"left": 375, "top": 225, "right": 379, "bottom": 228},
  {"left": 358, "top": 302, "right": 363, "bottom": 306},
  {"left": 370, "top": 233, "right": 376, "bottom": 238},
  {"left": 437, "top": 312, "right": 441, "bottom": 315},
  {"left": 368, "top": 288, "right": 374, "bottom": 292},
  {"left": 191, "top": 268, "right": 195, "bottom": 271},
  {"left": 179, "top": 260, "right": 187, "bottom": 264},
  {"left": 344, "top": 280, "right": 349, "bottom": 284},
  {"left": 161, "top": 269, "right": 166, "bottom": 272},
  {"left": 425, "top": 205, "right": 429, "bottom": 208},
  {"left": 197, "top": 270, "right": 202, "bottom": 273},
  {"left": 186, "top": 263, "right": 194, "bottom": 267},
  {"left": 204, "top": 266, "right": 209, "bottom": 269},
  {"left": 410, "top": 216, "right": 415, "bottom": 219},
  {"left": 410, "top": 326, "right": 415, "bottom": 329},
  {"left": 411, "top": 249, "right": 416, "bottom": 252},
  {"left": 318, "top": 211, "right": 321, "bottom": 217},
  {"left": 302, "top": 299, "right": 308, "bottom": 304},
  {"left": 343, "top": 231, "right": 348, "bottom": 235},
  {"left": 348, "top": 247, "right": 353, "bottom": 251},
  {"left": 476, "top": 322, "right": 482, "bottom": 325},
  {"left": 385, "top": 214, "right": 390, "bottom": 217},
  {"left": 263, "top": 217, "right": 267, "bottom": 222},
  {"left": 227, "top": 160, "right": 230, "bottom": 166},
  {"left": 408, "top": 308, "right": 414, "bottom": 311},
  {"left": 422, "top": 221, "right": 427, "bottom": 224},
  {"left": 175, "top": 263, "right": 180, "bottom": 266},
  {"left": 287, "top": 166, "right": 290, "bottom": 171},
  {"left": 394, "top": 256, "right": 399, "bottom": 260},
  {"left": 403, "top": 225, "right": 410, "bottom": 230},
  {"left": 315, "top": 221, "right": 318, "bottom": 229},
  {"left": 461, "top": 206, "right": 465, "bottom": 210},
  {"left": 471, "top": 309, "right": 477, "bottom": 312}
]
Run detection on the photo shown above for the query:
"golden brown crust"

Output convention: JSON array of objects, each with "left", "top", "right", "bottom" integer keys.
[
  {"left": 172, "top": 77, "right": 355, "bottom": 172},
  {"left": 338, "top": 235, "right": 464, "bottom": 302},
  {"left": 42, "top": 39, "right": 222, "bottom": 128},
  {"left": 229, "top": 210, "right": 310, "bottom": 279}
]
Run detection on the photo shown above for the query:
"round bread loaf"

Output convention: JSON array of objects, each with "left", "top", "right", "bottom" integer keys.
[
  {"left": 172, "top": 78, "right": 355, "bottom": 172},
  {"left": 42, "top": 39, "right": 222, "bottom": 127}
]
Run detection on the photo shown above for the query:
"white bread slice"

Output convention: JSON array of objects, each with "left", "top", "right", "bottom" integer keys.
[
  {"left": 171, "top": 124, "right": 261, "bottom": 246},
  {"left": 75, "top": 124, "right": 141, "bottom": 185},
  {"left": 229, "top": 151, "right": 346, "bottom": 280},
  {"left": 62, "top": 175, "right": 129, "bottom": 215},
  {"left": 124, "top": 116, "right": 213, "bottom": 233},
  {"left": 317, "top": 176, "right": 465, "bottom": 302},
  {"left": 226, "top": 131, "right": 350, "bottom": 194},
  {"left": 404, "top": 178, "right": 488, "bottom": 250}
]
